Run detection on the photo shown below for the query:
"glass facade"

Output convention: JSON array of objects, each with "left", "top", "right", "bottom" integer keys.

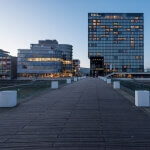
[
  {"left": 0, "top": 49, "right": 17, "bottom": 79},
  {"left": 73, "top": 59, "right": 80, "bottom": 76},
  {"left": 88, "top": 13, "right": 144, "bottom": 76},
  {"left": 0, "top": 50, "right": 11, "bottom": 79},
  {"left": 59, "top": 44, "right": 73, "bottom": 75},
  {"left": 17, "top": 40, "right": 73, "bottom": 79}
]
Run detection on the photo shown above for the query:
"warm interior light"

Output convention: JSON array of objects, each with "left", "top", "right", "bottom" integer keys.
[{"left": 27, "top": 58, "right": 63, "bottom": 62}]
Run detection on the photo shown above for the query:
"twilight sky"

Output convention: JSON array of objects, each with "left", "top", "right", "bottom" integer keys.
[{"left": 0, "top": 0, "right": 150, "bottom": 68}]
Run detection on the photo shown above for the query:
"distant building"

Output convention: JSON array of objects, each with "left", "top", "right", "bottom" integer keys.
[
  {"left": 80, "top": 67, "right": 90, "bottom": 76},
  {"left": 0, "top": 49, "right": 17, "bottom": 79},
  {"left": 88, "top": 13, "right": 144, "bottom": 76},
  {"left": 17, "top": 40, "right": 73, "bottom": 79},
  {"left": 73, "top": 59, "right": 80, "bottom": 76},
  {"left": 59, "top": 44, "right": 73, "bottom": 76},
  {"left": 145, "top": 68, "right": 150, "bottom": 72}
]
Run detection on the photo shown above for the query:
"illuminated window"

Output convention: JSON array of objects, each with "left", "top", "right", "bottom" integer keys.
[
  {"left": 139, "top": 37, "right": 143, "bottom": 40},
  {"left": 131, "top": 37, "right": 135, "bottom": 48},
  {"left": 105, "top": 16, "right": 111, "bottom": 19},
  {"left": 118, "top": 37, "right": 126, "bottom": 41},
  {"left": 114, "top": 16, "right": 117, "bottom": 19},
  {"left": 97, "top": 20, "right": 101, "bottom": 23},
  {"left": 126, "top": 28, "right": 130, "bottom": 31},
  {"left": 97, "top": 23, "right": 101, "bottom": 25},
  {"left": 105, "top": 15, "right": 123, "bottom": 20},
  {"left": 93, "top": 20, "right": 96, "bottom": 23},
  {"left": 101, "top": 35, "right": 105, "bottom": 38},
  {"left": 131, "top": 20, "right": 135, "bottom": 23},
  {"left": 135, "top": 16, "right": 139, "bottom": 20},
  {"left": 110, "top": 29, "right": 113, "bottom": 32},
  {"left": 27, "top": 58, "right": 63, "bottom": 62},
  {"left": 89, "top": 53, "right": 92, "bottom": 56},
  {"left": 114, "top": 22, "right": 118, "bottom": 25},
  {"left": 62, "top": 60, "right": 72, "bottom": 65},
  {"left": 93, "top": 23, "right": 96, "bottom": 25},
  {"left": 131, "top": 26, "right": 134, "bottom": 29},
  {"left": 135, "top": 56, "right": 139, "bottom": 59},
  {"left": 114, "top": 32, "right": 118, "bottom": 35},
  {"left": 93, "top": 38, "right": 97, "bottom": 40},
  {"left": 135, "top": 26, "right": 139, "bottom": 29},
  {"left": 101, "top": 26, "right": 105, "bottom": 29},
  {"left": 118, "top": 26, "right": 122, "bottom": 28}
]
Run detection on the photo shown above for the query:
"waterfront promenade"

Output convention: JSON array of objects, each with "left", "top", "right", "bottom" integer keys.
[{"left": 0, "top": 78, "right": 150, "bottom": 149}]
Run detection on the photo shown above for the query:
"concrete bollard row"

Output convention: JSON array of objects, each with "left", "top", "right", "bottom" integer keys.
[
  {"left": 78, "top": 77, "right": 81, "bottom": 80},
  {"left": 74, "top": 77, "right": 78, "bottom": 82},
  {"left": 51, "top": 81, "right": 58, "bottom": 89},
  {"left": 113, "top": 81, "right": 120, "bottom": 89},
  {"left": 66, "top": 79, "right": 71, "bottom": 84},
  {"left": 107, "top": 79, "right": 111, "bottom": 84},
  {"left": 99, "top": 77, "right": 150, "bottom": 107},
  {"left": 0, "top": 91, "right": 17, "bottom": 107},
  {"left": 51, "top": 76, "right": 87, "bottom": 90},
  {"left": 73, "top": 76, "right": 87, "bottom": 82},
  {"left": 135, "top": 91, "right": 150, "bottom": 107}
]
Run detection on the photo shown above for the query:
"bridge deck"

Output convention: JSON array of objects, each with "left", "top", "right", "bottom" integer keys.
[{"left": 0, "top": 78, "right": 150, "bottom": 149}]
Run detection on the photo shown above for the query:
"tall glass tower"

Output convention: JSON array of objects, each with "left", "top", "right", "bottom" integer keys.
[{"left": 88, "top": 13, "right": 144, "bottom": 76}]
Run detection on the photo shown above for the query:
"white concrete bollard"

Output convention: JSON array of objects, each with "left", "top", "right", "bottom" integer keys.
[
  {"left": 135, "top": 90, "right": 150, "bottom": 106},
  {"left": 66, "top": 79, "right": 71, "bottom": 84},
  {"left": 0, "top": 91, "right": 17, "bottom": 107},
  {"left": 107, "top": 79, "right": 111, "bottom": 84},
  {"left": 51, "top": 81, "right": 58, "bottom": 89},
  {"left": 78, "top": 77, "right": 81, "bottom": 80},
  {"left": 104, "top": 78, "right": 107, "bottom": 82},
  {"left": 113, "top": 81, "right": 120, "bottom": 89},
  {"left": 74, "top": 77, "right": 78, "bottom": 82}
]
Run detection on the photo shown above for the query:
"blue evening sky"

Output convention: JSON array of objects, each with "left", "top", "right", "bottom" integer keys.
[{"left": 0, "top": 0, "right": 149, "bottom": 68}]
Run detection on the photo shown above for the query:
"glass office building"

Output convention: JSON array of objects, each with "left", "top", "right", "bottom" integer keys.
[
  {"left": 0, "top": 49, "right": 17, "bottom": 79},
  {"left": 59, "top": 44, "right": 73, "bottom": 75},
  {"left": 88, "top": 13, "right": 144, "bottom": 76},
  {"left": 17, "top": 40, "right": 73, "bottom": 79},
  {"left": 73, "top": 59, "right": 80, "bottom": 76}
]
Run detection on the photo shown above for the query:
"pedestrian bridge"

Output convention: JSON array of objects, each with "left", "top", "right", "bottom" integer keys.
[{"left": 0, "top": 77, "right": 150, "bottom": 149}]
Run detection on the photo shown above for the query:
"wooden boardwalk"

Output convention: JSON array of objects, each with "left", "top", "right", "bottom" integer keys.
[{"left": 0, "top": 78, "right": 150, "bottom": 149}]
